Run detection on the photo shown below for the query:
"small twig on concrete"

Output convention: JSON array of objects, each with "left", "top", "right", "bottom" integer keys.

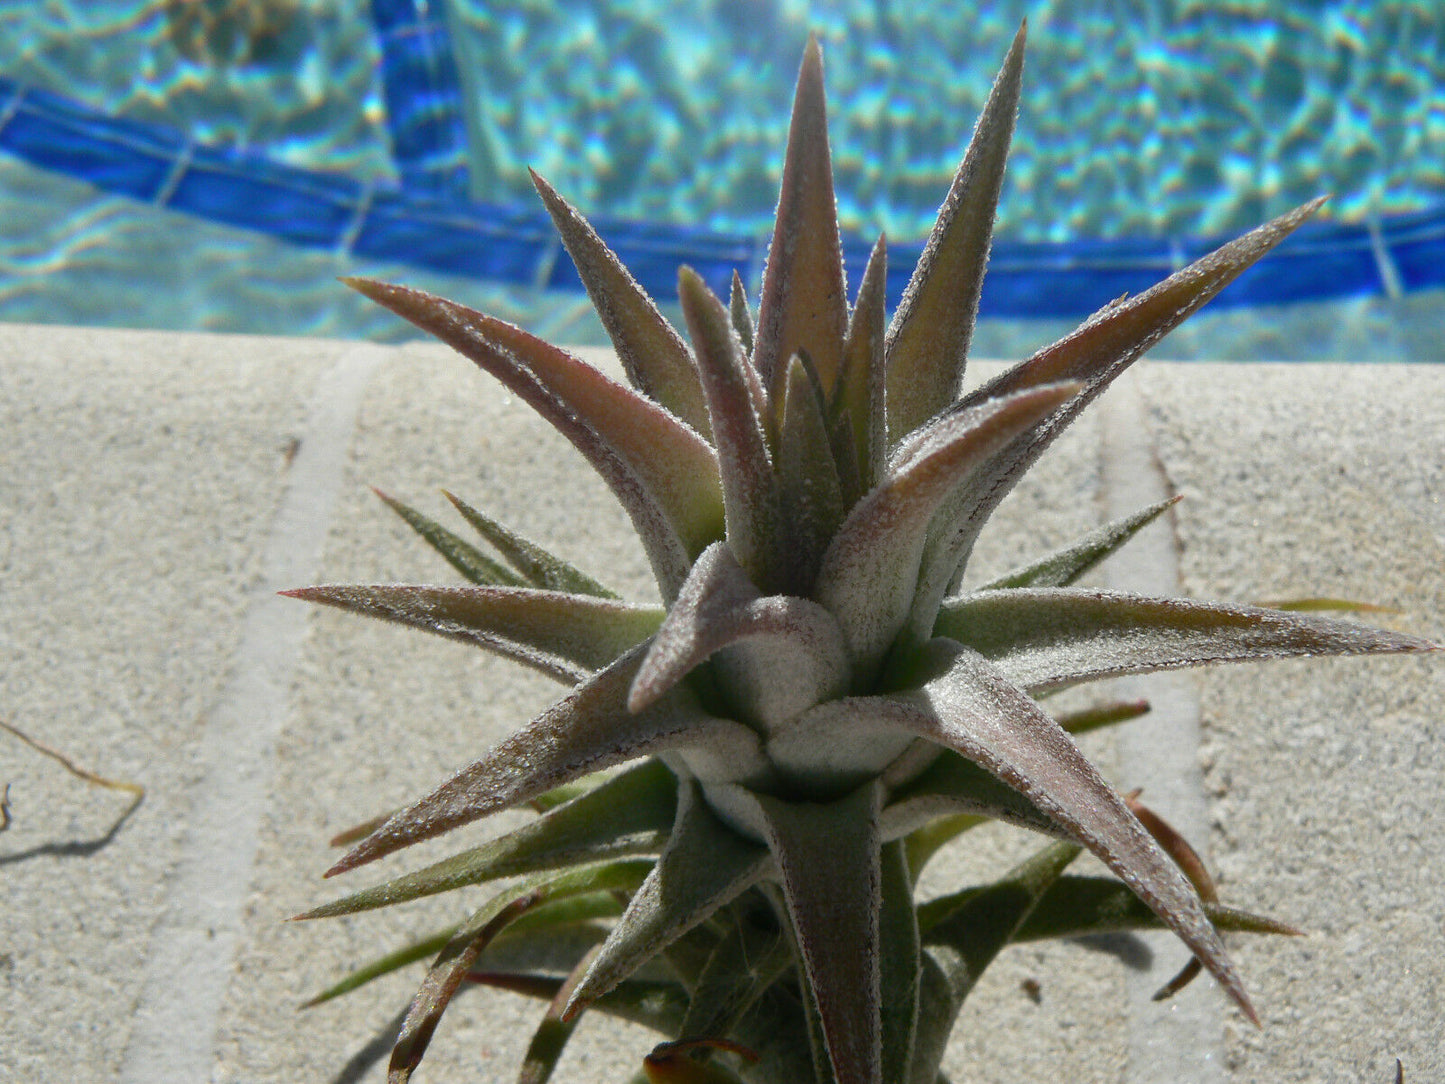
[{"left": 0, "top": 718, "right": 145, "bottom": 829}]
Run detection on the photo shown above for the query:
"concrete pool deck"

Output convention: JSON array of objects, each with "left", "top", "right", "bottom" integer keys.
[{"left": 2, "top": 321, "right": 1441, "bottom": 1082}]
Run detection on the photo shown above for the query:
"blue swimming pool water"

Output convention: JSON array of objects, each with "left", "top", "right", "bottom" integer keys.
[{"left": 1, "top": 0, "right": 1442, "bottom": 359}]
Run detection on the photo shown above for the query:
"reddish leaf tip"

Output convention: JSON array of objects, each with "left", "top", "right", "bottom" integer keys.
[
  {"left": 1240, "top": 994, "right": 1262, "bottom": 1028},
  {"left": 322, "top": 855, "right": 355, "bottom": 878},
  {"left": 340, "top": 275, "right": 386, "bottom": 297}
]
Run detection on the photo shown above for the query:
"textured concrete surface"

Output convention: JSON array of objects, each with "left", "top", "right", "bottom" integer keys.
[{"left": 1, "top": 322, "right": 1440, "bottom": 1083}]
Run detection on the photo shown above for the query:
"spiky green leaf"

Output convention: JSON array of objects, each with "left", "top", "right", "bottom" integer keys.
[
  {"left": 919, "top": 874, "right": 1303, "bottom": 944},
  {"left": 1055, "top": 697, "right": 1152, "bottom": 735},
  {"left": 679, "top": 899, "right": 793, "bottom": 1043},
  {"left": 754, "top": 781, "right": 884, "bottom": 1084},
  {"left": 631, "top": 542, "right": 850, "bottom": 733},
  {"left": 777, "top": 352, "right": 847, "bottom": 591},
  {"left": 835, "top": 235, "right": 888, "bottom": 501},
  {"left": 936, "top": 587, "right": 1438, "bottom": 693},
  {"left": 345, "top": 277, "right": 723, "bottom": 599},
  {"left": 373, "top": 489, "right": 525, "bottom": 586},
  {"left": 679, "top": 267, "right": 781, "bottom": 592},
  {"left": 879, "top": 840, "right": 920, "bottom": 1084},
  {"left": 860, "top": 641, "right": 1257, "bottom": 1022},
  {"left": 884, "top": 23, "right": 1025, "bottom": 440},
  {"left": 468, "top": 972, "right": 689, "bottom": 1036},
  {"left": 330, "top": 644, "right": 768, "bottom": 875},
  {"left": 297, "top": 764, "right": 673, "bottom": 918},
  {"left": 752, "top": 35, "right": 848, "bottom": 400},
  {"left": 529, "top": 170, "right": 711, "bottom": 440},
  {"left": 974, "top": 496, "right": 1180, "bottom": 591},
  {"left": 284, "top": 583, "right": 664, "bottom": 684},
  {"left": 729, "top": 271, "right": 755, "bottom": 357},
  {"left": 919, "top": 839, "right": 1081, "bottom": 1008},
  {"left": 910, "top": 199, "right": 1327, "bottom": 627},
  {"left": 443, "top": 490, "right": 619, "bottom": 597},
  {"left": 566, "top": 781, "right": 770, "bottom": 1017},
  {"left": 304, "top": 926, "right": 457, "bottom": 1007}
]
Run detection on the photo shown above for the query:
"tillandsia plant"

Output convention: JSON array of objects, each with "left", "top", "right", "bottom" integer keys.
[{"left": 286, "top": 24, "right": 1437, "bottom": 1084}]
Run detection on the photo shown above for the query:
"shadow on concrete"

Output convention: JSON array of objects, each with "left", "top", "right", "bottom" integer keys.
[{"left": 0, "top": 792, "right": 144, "bottom": 865}]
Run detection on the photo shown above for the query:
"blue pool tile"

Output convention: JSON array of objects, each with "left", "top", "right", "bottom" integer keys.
[
  {"left": 1381, "top": 208, "right": 1445, "bottom": 292},
  {"left": 369, "top": 0, "right": 471, "bottom": 202},
  {"left": 4, "top": 68, "right": 1445, "bottom": 322},
  {"left": 0, "top": 80, "right": 184, "bottom": 202},
  {"left": 982, "top": 237, "right": 1176, "bottom": 318},
  {"left": 352, "top": 190, "right": 554, "bottom": 283},
  {"left": 166, "top": 148, "right": 364, "bottom": 250}
]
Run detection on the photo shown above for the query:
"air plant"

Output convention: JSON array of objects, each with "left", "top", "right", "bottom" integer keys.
[{"left": 286, "top": 23, "right": 1436, "bottom": 1084}]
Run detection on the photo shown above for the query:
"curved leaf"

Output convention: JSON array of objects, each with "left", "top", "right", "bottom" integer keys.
[
  {"left": 388, "top": 862, "right": 649, "bottom": 1083},
  {"left": 297, "top": 763, "right": 674, "bottom": 919},
  {"left": 936, "top": 587, "right": 1438, "bottom": 692},
  {"left": 346, "top": 277, "right": 724, "bottom": 598},
  {"left": 530, "top": 170, "right": 711, "bottom": 439},
  {"left": 285, "top": 583, "right": 664, "bottom": 684},
  {"left": 630, "top": 542, "right": 850, "bottom": 732},
  {"left": 517, "top": 946, "right": 598, "bottom": 1084},
  {"left": 566, "top": 780, "right": 770, "bottom": 1017},
  {"left": 329, "top": 644, "right": 768, "bottom": 876},
  {"left": 881, "top": 747, "right": 1063, "bottom": 843},
  {"left": 859, "top": 641, "right": 1258, "bottom": 1022},
  {"left": 813, "top": 383, "right": 1079, "bottom": 680},
  {"left": 884, "top": 23, "right": 1025, "bottom": 441}
]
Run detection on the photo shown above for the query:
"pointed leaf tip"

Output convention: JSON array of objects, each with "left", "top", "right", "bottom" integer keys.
[
  {"left": 871, "top": 643, "right": 1258, "bottom": 1023},
  {"left": 327, "top": 644, "right": 769, "bottom": 877},
  {"left": 816, "top": 381, "right": 1081, "bottom": 676},
  {"left": 346, "top": 275, "right": 725, "bottom": 599},
  {"left": 528, "top": 169, "right": 712, "bottom": 438},
  {"left": 753, "top": 34, "right": 848, "bottom": 400},
  {"left": 884, "top": 21, "right": 1026, "bottom": 440}
]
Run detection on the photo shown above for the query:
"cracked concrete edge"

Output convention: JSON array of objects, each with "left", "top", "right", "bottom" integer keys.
[
  {"left": 119, "top": 345, "right": 387, "bottom": 1083},
  {"left": 1098, "top": 372, "right": 1226, "bottom": 1084},
  {"left": 4, "top": 325, "right": 1441, "bottom": 1082}
]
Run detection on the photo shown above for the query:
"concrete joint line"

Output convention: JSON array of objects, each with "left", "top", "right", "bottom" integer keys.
[
  {"left": 119, "top": 344, "right": 386, "bottom": 1082},
  {"left": 1097, "top": 371, "right": 1225, "bottom": 1084}
]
